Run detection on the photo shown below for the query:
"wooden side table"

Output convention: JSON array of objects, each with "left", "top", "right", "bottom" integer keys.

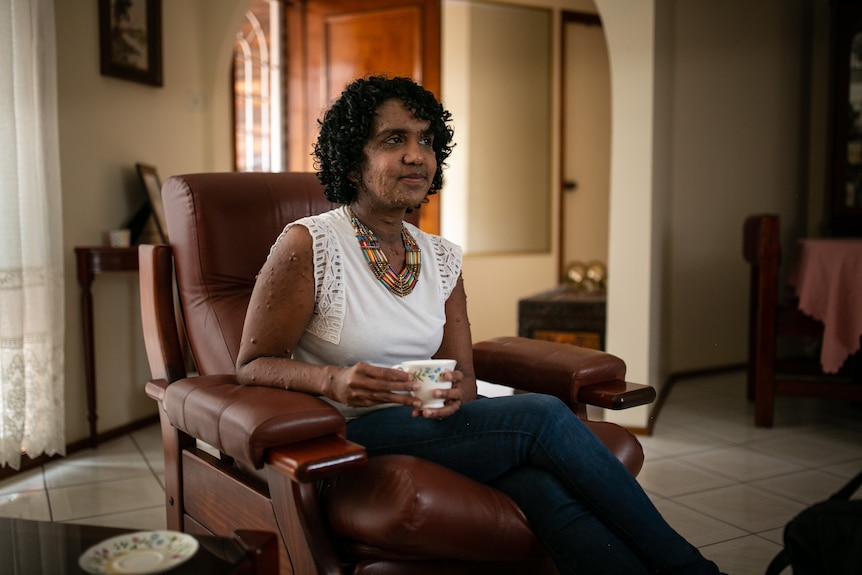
[
  {"left": 74, "top": 246, "right": 139, "bottom": 447},
  {"left": 518, "top": 285, "right": 607, "bottom": 350}
]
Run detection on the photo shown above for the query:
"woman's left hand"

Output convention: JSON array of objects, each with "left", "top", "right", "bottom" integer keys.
[{"left": 413, "top": 369, "right": 466, "bottom": 420}]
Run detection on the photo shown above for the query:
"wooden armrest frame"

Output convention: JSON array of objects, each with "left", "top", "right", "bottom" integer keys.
[
  {"left": 577, "top": 380, "right": 656, "bottom": 410},
  {"left": 139, "top": 244, "right": 188, "bottom": 384},
  {"left": 267, "top": 437, "right": 367, "bottom": 484}
]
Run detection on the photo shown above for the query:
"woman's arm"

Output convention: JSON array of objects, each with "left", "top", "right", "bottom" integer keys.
[
  {"left": 235, "top": 225, "right": 421, "bottom": 409},
  {"left": 420, "top": 273, "right": 478, "bottom": 419}
]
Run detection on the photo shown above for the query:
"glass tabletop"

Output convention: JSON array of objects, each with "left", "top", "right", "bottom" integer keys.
[{"left": 0, "top": 518, "right": 257, "bottom": 574}]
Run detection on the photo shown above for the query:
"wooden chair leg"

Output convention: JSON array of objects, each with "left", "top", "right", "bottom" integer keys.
[
  {"left": 747, "top": 269, "right": 758, "bottom": 402},
  {"left": 158, "top": 408, "right": 195, "bottom": 529},
  {"left": 754, "top": 377, "right": 775, "bottom": 427},
  {"left": 754, "top": 331, "right": 777, "bottom": 428},
  {"left": 754, "top": 346, "right": 775, "bottom": 427},
  {"left": 746, "top": 359, "right": 756, "bottom": 402}
]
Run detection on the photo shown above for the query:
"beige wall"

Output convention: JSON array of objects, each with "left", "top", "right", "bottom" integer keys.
[
  {"left": 597, "top": 0, "right": 662, "bottom": 427},
  {"left": 53, "top": 0, "right": 825, "bottom": 443},
  {"left": 666, "top": 0, "right": 812, "bottom": 375},
  {"left": 55, "top": 0, "right": 250, "bottom": 444}
]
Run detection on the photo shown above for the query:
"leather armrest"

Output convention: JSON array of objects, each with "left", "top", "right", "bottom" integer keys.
[
  {"left": 473, "top": 336, "right": 655, "bottom": 410},
  {"left": 150, "top": 374, "right": 353, "bottom": 471}
]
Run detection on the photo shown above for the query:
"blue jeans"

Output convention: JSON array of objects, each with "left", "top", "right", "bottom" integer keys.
[{"left": 345, "top": 394, "right": 722, "bottom": 575}]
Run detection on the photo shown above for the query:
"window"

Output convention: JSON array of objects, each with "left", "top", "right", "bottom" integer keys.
[{"left": 233, "top": 0, "right": 284, "bottom": 172}]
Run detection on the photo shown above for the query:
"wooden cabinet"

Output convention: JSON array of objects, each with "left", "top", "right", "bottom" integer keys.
[
  {"left": 518, "top": 286, "right": 606, "bottom": 350},
  {"left": 829, "top": 0, "right": 862, "bottom": 236}
]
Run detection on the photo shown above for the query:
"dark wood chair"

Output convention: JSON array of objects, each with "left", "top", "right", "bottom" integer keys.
[
  {"left": 743, "top": 213, "right": 862, "bottom": 427},
  {"left": 140, "top": 171, "right": 657, "bottom": 574}
]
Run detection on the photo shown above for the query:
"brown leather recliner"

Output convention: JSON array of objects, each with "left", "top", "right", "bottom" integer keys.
[{"left": 140, "top": 172, "right": 657, "bottom": 575}]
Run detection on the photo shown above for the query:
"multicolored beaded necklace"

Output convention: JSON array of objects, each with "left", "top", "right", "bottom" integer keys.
[{"left": 348, "top": 208, "right": 421, "bottom": 297}]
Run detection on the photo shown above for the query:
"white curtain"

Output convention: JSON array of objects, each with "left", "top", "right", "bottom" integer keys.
[{"left": 0, "top": 0, "right": 65, "bottom": 469}]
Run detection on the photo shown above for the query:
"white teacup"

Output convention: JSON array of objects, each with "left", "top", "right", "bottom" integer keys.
[{"left": 394, "top": 359, "right": 456, "bottom": 409}]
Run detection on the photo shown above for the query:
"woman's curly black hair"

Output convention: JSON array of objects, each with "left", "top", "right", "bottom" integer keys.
[{"left": 312, "top": 75, "right": 454, "bottom": 205}]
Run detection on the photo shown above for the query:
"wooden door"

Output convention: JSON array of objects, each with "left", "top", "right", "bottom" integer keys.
[{"left": 286, "top": 0, "right": 441, "bottom": 233}]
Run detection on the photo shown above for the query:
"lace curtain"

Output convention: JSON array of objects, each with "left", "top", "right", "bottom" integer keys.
[{"left": 0, "top": 0, "right": 65, "bottom": 469}]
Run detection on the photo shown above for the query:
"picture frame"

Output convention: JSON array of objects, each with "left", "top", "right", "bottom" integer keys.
[
  {"left": 98, "top": 0, "right": 163, "bottom": 87},
  {"left": 135, "top": 163, "right": 168, "bottom": 242}
]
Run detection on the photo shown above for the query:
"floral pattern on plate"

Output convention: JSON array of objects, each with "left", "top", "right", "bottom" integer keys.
[{"left": 78, "top": 530, "right": 198, "bottom": 574}]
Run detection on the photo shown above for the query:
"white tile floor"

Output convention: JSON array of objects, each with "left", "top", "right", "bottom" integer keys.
[
  {"left": 1, "top": 371, "right": 860, "bottom": 574},
  {"left": 638, "top": 372, "right": 862, "bottom": 574}
]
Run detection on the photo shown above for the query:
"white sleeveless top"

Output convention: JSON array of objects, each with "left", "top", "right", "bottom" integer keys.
[{"left": 272, "top": 206, "right": 463, "bottom": 419}]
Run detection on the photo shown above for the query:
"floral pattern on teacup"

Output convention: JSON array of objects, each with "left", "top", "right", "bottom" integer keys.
[{"left": 409, "top": 365, "right": 447, "bottom": 382}]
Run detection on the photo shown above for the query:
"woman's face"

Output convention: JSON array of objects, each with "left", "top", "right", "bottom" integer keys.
[{"left": 355, "top": 98, "right": 437, "bottom": 211}]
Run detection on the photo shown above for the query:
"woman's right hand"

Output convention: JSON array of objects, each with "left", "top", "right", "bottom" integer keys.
[{"left": 326, "top": 362, "right": 423, "bottom": 409}]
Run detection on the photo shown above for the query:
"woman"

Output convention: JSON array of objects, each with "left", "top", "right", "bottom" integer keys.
[{"left": 236, "top": 75, "right": 723, "bottom": 575}]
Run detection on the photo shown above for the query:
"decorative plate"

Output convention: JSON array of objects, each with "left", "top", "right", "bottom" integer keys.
[{"left": 78, "top": 530, "right": 198, "bottom": 574}]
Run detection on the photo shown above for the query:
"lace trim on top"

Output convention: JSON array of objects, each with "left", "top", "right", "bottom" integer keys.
[
  {"left": 271, "top": 207, "right": 462, "bottom": 345},
  {"left": 275, "top": 215, "right": 344, "bottom": 344},
  {"left": 423, "top": 230, "right": 461, "bottom": 301}
]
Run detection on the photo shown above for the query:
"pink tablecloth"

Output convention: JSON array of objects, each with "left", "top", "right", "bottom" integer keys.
[{"left": 791, "top": 238, "right": 862, "bottom": 373}]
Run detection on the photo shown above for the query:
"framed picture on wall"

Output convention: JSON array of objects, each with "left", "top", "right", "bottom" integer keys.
[
  {"left": 136, "top": 163, "right": 168, "bottom": 242},
  {"left": 98, "top": 0, "right": 163, "bottom": 87}
]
